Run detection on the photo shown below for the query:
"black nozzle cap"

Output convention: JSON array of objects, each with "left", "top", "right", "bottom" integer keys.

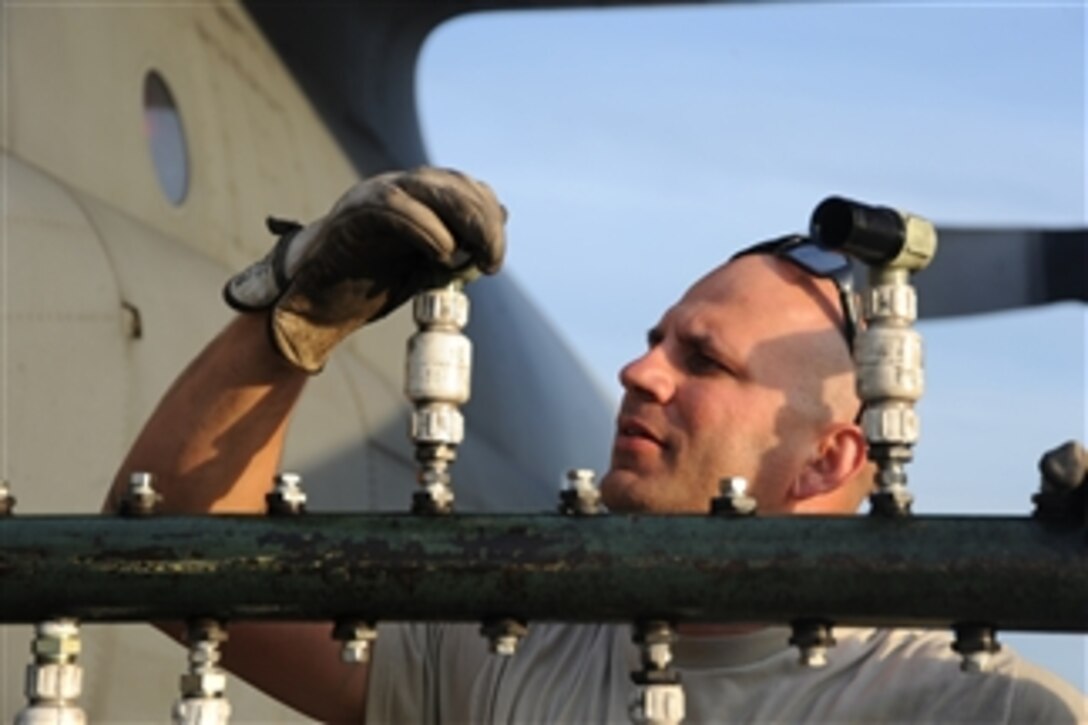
[{"left": 811, "top": 196, "right": 906, "bottom": 265}]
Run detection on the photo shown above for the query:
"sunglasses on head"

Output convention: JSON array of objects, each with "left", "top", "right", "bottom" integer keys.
[{"left": 730, "top": 234, "right": 859, "bottom": 354}]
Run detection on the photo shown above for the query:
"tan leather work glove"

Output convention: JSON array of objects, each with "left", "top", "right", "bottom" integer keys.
[{"left": 224, "top": 167, "right": 506, "bottom": 373}]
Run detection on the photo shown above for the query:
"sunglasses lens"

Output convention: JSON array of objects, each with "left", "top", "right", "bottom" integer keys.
[
  {"left": 729, "top": 236, "right": 857, "bottom": 354},
  {"left": 780, "top": 242, "right": 857, "bottom": 354},
  {"left": 784, "top": 244, "right": 851, "bottom": 277}
]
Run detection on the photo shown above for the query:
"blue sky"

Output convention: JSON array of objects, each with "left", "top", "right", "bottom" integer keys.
[{"left": 417, "top": 1, "right": 1085, "bottom": 691}]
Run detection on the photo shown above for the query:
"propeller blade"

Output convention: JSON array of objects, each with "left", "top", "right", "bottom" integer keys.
[{"left": 911, "top": 227, "right": 1086, "bottom": 318}]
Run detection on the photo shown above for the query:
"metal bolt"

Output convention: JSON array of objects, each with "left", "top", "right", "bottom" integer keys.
[
  {"left": 0, "top": 479, "right": 15, "bottom": 516},
  {"left": 868, "top": 451, "right": 914, "bottom": 518},
  {"left": 411, "top": 470, "right": 455, "bottom": 516},
  {"left": 266, "top": 472, "right": 308, "bottom": 516},
  {"left": 186, "top": 619, "right": 228, "bottom": 647},
  {"left": 629, "top": 682, "right": 685, "bottom": 725},
  {"left": 25, "top": 662, "right": 84, "bottom": 701},
  {"left": 709, "top": 476, "right": 757, "bottom": 517},
  {"left": 31, "top": 632, "right": 82, "bottom": 660},
  {"left": 959, "top": 651, "right": 990, "bottom": 674},
  {"left": 724, "top": 476, "right": 746, "bottom": 497},
  {"left": 630, "top": 621, "right": 684, "bottom": 725},
  {"left": 480, "top": 618, "right": 528, "bottom": 656},
  {"left": 32, "top": 620, "right": 81, "bottom": 663},
  {"left": 119, "top": 471, "right": 161, "bottom": 517},
  {"left": 17, "top": 619, "right": 87, "bottom": 725},
  {"left": 411, "top": 462, "right": 456, "bottom": 515},
  {"left": 333, "top": 620, "right": 378, "bottom": 664},
  {"left": 789, "top": 619, "right": 836, "bottom": 668},
  {"left": 179, "top": 671, "right": 228, "bottom": 698},
  {"left": 801, "top": 647, "right": 828, "bottom": 668},
  {"left": 413, "top": 283, "right": 469, "bottom": 328},
  {"left": 869, "top": 487, "right": 914, "bottom": 517},
  {"left": 172, "top": 697, "right": 231, "bottom": 725},
  {"left": 411, "top": 406, "right": 465, "bottom": 447},
  {"left": 129, "top": 472, "right": 154, "bottom": 494},
  {"left": 633, "top": 621, "right": 677, "bottom": 672},
  {"left": 952, "top": 623, "right": 1001, "bottom": 674},
  {"left": 174, "top": 619, "right": 231, "bottom": 725},
  {"left": 559, "top": 468, "right": 604, "bottom": 515}
]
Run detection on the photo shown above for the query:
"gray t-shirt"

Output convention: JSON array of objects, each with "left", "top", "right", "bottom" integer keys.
[{"left": 367, "top": 623, "right": 1085, "bottom": 723}]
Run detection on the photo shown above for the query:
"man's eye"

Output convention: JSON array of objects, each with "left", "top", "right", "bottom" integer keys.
[{"left": 688, "top": 350, "right": 727, "bottom": 374}]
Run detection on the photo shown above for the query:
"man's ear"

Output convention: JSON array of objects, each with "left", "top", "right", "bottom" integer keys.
[{"left": 789, "top": 424, "right": 868, "bottom": 512}]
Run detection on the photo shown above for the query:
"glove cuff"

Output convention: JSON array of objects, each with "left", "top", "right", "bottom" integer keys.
[{"left": 268, "top": 307, "right": 337, "bottom": 375}]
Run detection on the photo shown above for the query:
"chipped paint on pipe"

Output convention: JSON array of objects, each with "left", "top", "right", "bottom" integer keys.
[{"left": 0, "top": 514, "right": 1084, "bottom": 630}]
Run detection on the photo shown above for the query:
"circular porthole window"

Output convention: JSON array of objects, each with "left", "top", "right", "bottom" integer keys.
[{"left": 143, "top": 70, "right": 189, "bottom": 205}]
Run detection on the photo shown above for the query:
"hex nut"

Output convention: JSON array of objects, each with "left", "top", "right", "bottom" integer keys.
[
  {"left": 959, "top": 652, "right": 990, "bottom": 674},
  {"left": 420, "top": 481, "right": 455, "bottom": 513},
  {"left": 186, "top": 619, "right": 229, "bottom": 645},
  {"left": 119, "top": 490, "right": 161, "bottom": 517},
  {"left": 491, "top": 635, "right": 520, "bottom": 657},
  {"left": 411, "top": 406, "right": 465, "bottom": 446},
  {"left": 710, "top": 477, "right": 756, "bottom": 517},
  {"left": 560, "top": 469, "right": 603, "bottom": 515},
  {"left": 629, "top": 683, "right": 686, "bottom": 724},
  {"left": 413, "top": 286, "right": 469, "bottom": 328},
  {"left": 333, "top": 621, "right": 378, "bottom": 641},
  {"left": 0, "top": 480, "right": 15, "bottom": 516},
  {"left": 120, "top": 472, "right": 162, "bottom": 516},
  {"left": 789, "top": 619, "right": 836, "bottom": 669},
  {"left": 797, "top": 646, "right": 830, "bottom": 668},
  {"left": 266, "top": 488, "right": 307, "bottom": 516},
  {"left": 180, "top": 671, "right": 228, "bottom": 698},
  {"left": 128, "top": 471, "right": 155, "bottom": 491},
  {"left": 333, "top": 621, "right": 378, "bottom": 664},
  {"left": 32, "top": 636, "right": 82, "bottom": 659},
  {"left": 25, "top": 663, "right": 82, "bottom": 700},
  {"left": 187, "top": 642, "right": 222, "bottom": 669},
  {"left": 340, "top": 640, "right": 373, "bottom": 664},
  {"left": 951, "top": 623, "right": 1000, "bottom": 675},
  {"left": 274, "top": 472, "right": 301, "bottom": 487},
  {"left": 869, "top": 485, "right": 914, "bottom": 517},
  {"left": 418, "top": 468, "right": 452, "bottom": 486},
  {"left": 481, "top": 619, "right": 528, "bottom": 656},
  {"left": 644, "top": 641, "right": 673, "bottom": 671},
  {"left": 173, "top": 698, "right": 232, "bottom": 723}
]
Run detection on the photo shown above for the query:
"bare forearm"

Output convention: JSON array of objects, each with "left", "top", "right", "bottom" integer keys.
[
  {"left": 106, "top": 313, "right": 307, "bottom": 513},
  {"left": 106, "top": 314, "right": 372, "bottom": 720},
  {"left": 100, "top": 166, "right": 505, "bottom": 721}
]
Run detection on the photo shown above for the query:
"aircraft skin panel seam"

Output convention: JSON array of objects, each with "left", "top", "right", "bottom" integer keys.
[
  {"left": 324, "top": 353, "right": 384, "bottom": 501},
  {"left": 368, "top": 437, "right": 415, "bottom": 468},
  {"left": 5, "top": 154, "right": 133, "bottom": 325}
]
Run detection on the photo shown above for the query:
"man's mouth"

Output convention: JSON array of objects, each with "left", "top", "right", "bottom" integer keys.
[{"left": 615, "top": 417, "right": 665, "bottom": 448}]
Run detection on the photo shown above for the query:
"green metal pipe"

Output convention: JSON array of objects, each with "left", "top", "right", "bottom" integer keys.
[{"left": 0, "top": 513, "right": 1083, "bottom": 630}]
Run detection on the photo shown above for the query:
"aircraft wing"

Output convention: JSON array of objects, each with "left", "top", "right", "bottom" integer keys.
[
  {"left": 244, "top": 1, "right": 1086, "bottom": 319},
  {"left": 241, "top": 1, "right": 726, "bottom": 172}
]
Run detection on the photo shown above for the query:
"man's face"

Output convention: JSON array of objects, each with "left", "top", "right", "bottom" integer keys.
[{"left": 599, "top": 255, "right": 856, "bottom": 514}]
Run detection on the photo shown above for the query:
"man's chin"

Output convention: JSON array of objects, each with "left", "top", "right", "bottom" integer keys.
[
  {"left": 600, "top": 468, "right": 718, "bottom": 514},
  {"left": 599, "top": 469, "right": 656, "bottom": 513}
]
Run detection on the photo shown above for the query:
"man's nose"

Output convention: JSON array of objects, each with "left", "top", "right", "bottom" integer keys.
[{"left": 618, "top": 347, "right": 674, "bottom": 403}]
